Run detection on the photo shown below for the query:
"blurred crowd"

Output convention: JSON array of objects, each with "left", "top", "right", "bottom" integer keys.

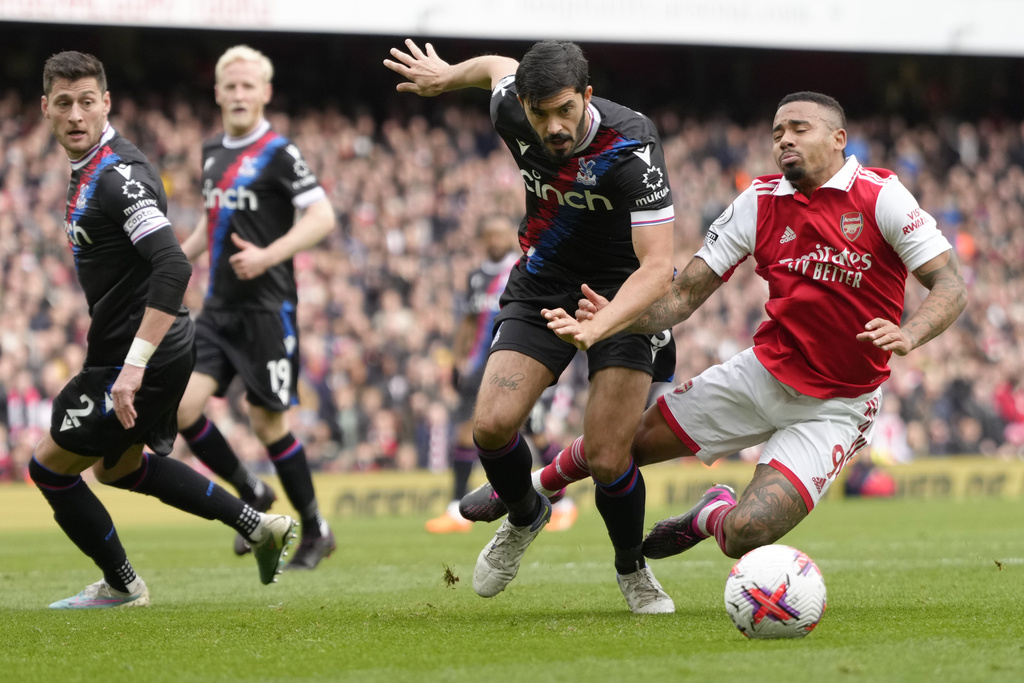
[{"left": 1, "top": 87, "right": 1022, "bottom": 483}]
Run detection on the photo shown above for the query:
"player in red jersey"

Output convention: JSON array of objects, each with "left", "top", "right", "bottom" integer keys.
[{"left": 542, "top": 91, "right": 967, "bottom": 561}]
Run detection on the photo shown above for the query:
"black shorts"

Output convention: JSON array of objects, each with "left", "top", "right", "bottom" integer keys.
[
  {"left": 50, "top": 347, "right": 195, "bottom": 468},
  {"left": 194, "top": 308, "right": 299, "bottom": 411},
  {"left": 491, "top": 300, "right": 676, "bottom": 383}
]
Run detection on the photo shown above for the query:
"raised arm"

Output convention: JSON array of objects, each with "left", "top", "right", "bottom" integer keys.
[
  {"left": 857, "top": 249, "right": 967, "bottom": 355},
  {"left": 384, "top": 39, "right": 519, "bottom": 96}
]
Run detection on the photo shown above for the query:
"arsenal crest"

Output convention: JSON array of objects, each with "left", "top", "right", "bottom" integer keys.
[
  {"left": 673, "top": 379, "right": 694, "bottom": 394},
  {"left": 840, "top": 212, "right": 863, "bottom": 241}
]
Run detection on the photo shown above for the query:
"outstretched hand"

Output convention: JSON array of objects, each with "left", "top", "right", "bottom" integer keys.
[
  {"left": 383, "top": 39, "right": 450, "bottom": 97},
  {"left": 575, "top": 284, "right": 608, "bottom": 320},
  {"left": 541, "top": 284, "right": 611, "bottom": 351},
  {"left": 856, "top": 318, "right": 913, "bottom": 356}
]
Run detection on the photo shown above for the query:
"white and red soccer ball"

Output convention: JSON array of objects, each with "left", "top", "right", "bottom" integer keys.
[{"left": 724, "top": 544, "right": 827, "bottom": 639}]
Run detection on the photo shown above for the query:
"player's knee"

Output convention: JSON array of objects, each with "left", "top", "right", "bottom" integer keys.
[
  {"left": 471, "top": 413, "right": 518, "bottom": 450},
  {"left": 721, "top": 518, "right": 784, "bottom": 559},
  {"left": 585, "top": 445, "right": 630, "bottom": 484}
]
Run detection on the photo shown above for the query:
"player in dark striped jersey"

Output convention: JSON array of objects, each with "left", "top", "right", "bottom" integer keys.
[
  {"left": 426, "top": 213, "right": 521, "bottom": 534},
  {"left": 177, "top": 46, "right": 336, "bottom": 570},
  {"left": 31, "top": 51, "right": 296, "bottom": 609},
  {"left": 386, "top": 40, "right": 676, "bottom": 614}
]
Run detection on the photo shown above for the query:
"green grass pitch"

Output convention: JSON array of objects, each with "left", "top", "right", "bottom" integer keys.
[{"left": 1, "top": 488, "right": 1021, "bottom": 682}]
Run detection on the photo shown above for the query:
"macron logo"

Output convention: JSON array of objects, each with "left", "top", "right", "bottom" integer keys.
[
  {"left": 632, "top": 145, "right": 652, "bottom": 165},
  {"left": 517, "top": 139, "right": 531, "bottom": 155},
  {"left": 780, "top": 226, "right": 796, "bottom": 244}
]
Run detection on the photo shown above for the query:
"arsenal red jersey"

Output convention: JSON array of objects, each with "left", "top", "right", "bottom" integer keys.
[{"left": 697, "top": 157, "right": 952, "bottom": 399}]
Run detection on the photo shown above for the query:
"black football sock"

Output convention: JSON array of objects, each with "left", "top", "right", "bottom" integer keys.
[
  {"left": 181, "top": 415, "right": 259, "bottom": 500},
  {"left": 452, "top": 446, "right": 476, "bottom": 501},
  {"left": 29, "top": 457, "right": 137, "bottom": 592},
  {"left": 105, "top": 452, "right": 258, "bottom": 539},
  {"left": 267, "top": 433, "right": 321, "bottom": 537},
  {"left": 476, "top": 433, "right": 538, "bottom": 526},
  {"left": 594, "top": 459, "right": 647, "bottom": 574}
]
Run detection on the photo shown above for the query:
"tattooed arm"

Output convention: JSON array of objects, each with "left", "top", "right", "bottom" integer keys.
[
  {"left": 628, "top": 256, "right": 725, "bottom": 334},
  {"left": 543, "top": 256, "right": 724, "bottom": 349},
  {"left": 857, "top": 249, "right": 967, "bottom": 356}
]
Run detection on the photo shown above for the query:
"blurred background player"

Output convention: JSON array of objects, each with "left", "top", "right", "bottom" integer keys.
[
  {"left": 33, "top": 51, "right": 296, "bottom": 608},
  {"left": 177, "top": 45, "right": 337, "bottom": 570},
  {"left": 426, "top": 214, "right": 519, "bottom": 533}
]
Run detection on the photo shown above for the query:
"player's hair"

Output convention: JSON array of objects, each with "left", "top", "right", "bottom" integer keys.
[
  {"left": 215, "top": 45, "right": 274, "bottom": 84},
  {"left": 43, "top": 51, "right": 106, "bottom": 96},
  {"left": 778, "top": 91, "right": 846, "bottom": 130},
  {"left": 515, "top": 41, "right": 589, "bottom": 103},
  {"left": 478, "top": 213, "right": 514, "bottom": 234}
]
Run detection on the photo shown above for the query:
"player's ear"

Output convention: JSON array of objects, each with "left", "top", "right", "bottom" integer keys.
[
  {"left": 103, "top": 91, "right": 111, "bottom": 117},
  {"left": 41, "top": 95, "right": 49, "bottom": 119},
  {"left": 832, "top": 126, "right": 847, "bottom": 152},
  {"left": 264, "top": 83, "right": 273, "bottom": 105}
]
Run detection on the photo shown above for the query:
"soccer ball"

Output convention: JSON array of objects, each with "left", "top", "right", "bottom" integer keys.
[{"left": 723, "top": 544, "right": 826, "bottom": 639}]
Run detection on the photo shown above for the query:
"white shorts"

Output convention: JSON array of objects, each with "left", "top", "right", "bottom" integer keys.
[{"left": 655, "top": 347, "right": 882, "bottom": 511}]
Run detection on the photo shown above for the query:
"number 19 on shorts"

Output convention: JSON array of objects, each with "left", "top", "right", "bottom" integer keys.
[{"left": 267, "top": 358, "right": 292, "bottom": 405}]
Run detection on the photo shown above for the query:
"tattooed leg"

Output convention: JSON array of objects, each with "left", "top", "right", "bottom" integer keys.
[{"left": 722, "top": 464, "right": 810, "bottom": 558}]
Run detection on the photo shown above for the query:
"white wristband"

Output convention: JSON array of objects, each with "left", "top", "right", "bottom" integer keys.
[{"left": 124, "top": 337, "right": 158, "bottom": 368}]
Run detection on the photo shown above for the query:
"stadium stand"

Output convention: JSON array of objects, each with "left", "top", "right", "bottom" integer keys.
[{"left": 1, "top": 41, "right": 1021, "bottom": 483}]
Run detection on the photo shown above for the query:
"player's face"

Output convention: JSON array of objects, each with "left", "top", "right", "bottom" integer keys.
[
  {"left": 41, "top": 77, "right": 110, "bottom": 159},
  {"left": 521, "top": 85, "right": 593, "bottom": 163},
  {"left": 215, "top": 59, "right": 272, "bottom": 137},
  {"left": 772, "top": 101, "right": 846, "bottom": 191},
  {"left": 481, "top": 218, "right": 516, "bottom": 261}
]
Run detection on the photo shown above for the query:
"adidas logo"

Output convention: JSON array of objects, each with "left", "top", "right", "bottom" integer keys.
[
  {"left": 812, "top": 476, "right": 827, "bottom": 493},
  {"left": 780, "top": 226, "right": 796, "bottom": 244}
]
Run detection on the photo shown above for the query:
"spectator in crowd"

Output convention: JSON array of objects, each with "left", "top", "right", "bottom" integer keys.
[{"left": 1, "top": 57, "right": 1022, "bottom": 502}]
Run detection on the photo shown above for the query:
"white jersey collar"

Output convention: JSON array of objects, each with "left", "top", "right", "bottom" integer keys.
[
  {"left": 775, "top": 155, "right": 861, "bottom": 196},
  {"left": 574, "top": 102, "right": 600, "bottom": 154},
  {"left": 223, "top": 119, "right": 271, "bottom": 149},
  {"left": 70, "top": 124, "right": 116, "bottom": 171}
]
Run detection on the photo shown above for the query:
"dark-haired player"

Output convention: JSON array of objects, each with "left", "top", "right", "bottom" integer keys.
[
  {"left": 33, "top": 50, "right": 296, "bottom": 609},
  {"left": 386, "top": 39, "right": 676, "bottom": 613},
  {"left": 178, "top": 45, "right": 336, "bottom": 570}
]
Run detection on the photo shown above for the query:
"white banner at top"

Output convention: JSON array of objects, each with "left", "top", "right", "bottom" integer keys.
[{"left": 2, "top": 0, "right": 1023, "bottom": 57}]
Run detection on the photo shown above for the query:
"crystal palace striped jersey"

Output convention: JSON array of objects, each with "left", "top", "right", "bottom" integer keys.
[
  {"left": 489, "top": 75, "right": 675, "bottom": 302},
  {"left": 201, "top": 119, "right": 326, "bottom": 311},
  {"left": 62, "top": 125, "right": 192, "bottom": 366}
]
